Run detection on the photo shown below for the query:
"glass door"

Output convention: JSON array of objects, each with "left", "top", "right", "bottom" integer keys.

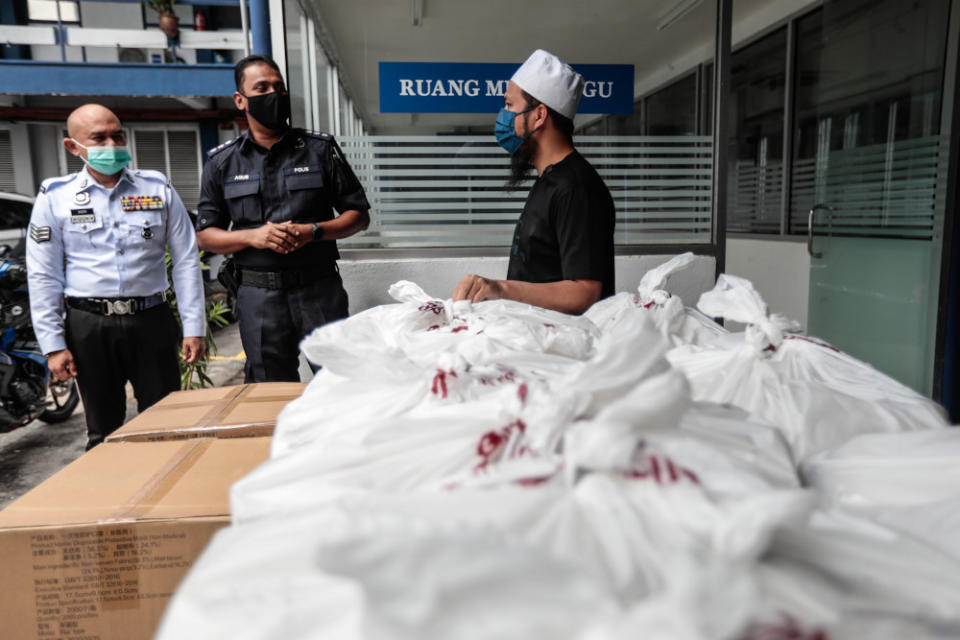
[{"left": 794, "top": 0, "right": 950, "bottom": 393}]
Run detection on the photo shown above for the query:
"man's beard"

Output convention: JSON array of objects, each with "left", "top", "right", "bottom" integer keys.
[{"left": 506, "top": 140, "right": 535, "bottom": 191}]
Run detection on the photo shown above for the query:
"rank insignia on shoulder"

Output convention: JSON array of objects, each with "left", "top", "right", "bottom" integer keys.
[
  {"left": 29, "top": 224, "right": 51, "bottom": 243},
  {"left": 207, "top": 137, "right": 239, "bottom": 157},
  {"left": 121, "top": 195, "right": 163, "bottom": 211}
]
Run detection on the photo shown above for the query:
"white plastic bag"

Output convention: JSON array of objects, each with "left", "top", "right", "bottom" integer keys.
[
  {"left": 585, "top": 253, "right": 726, "bottom": 346},
  {"left": 667, "top": 274, "right": 948, "bottom": 463}
]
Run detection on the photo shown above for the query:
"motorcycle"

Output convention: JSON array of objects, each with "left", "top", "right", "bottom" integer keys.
[{"left": 0, "top": 247, "right": 79, "bottom": 433}]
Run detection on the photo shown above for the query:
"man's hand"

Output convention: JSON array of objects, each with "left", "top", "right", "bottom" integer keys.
[
  {"left": 181, "top": 337, "right": 205, "bottom": 364},
  {"left": 277, "top": 222, "right": 314, "bottom": 251},
  {"left": 453, "top": 274, "right": 506, "bottom": 303},
  {"left": 248, "top": 222, "right": 298, "bottom": 254},
  {"left": 47, "top": 349, "right": 77, "bottom": 381}
]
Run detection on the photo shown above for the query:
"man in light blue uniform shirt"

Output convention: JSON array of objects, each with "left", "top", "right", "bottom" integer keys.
[{"left": 27, "top": 104, "right": 206, "bottom": 449}]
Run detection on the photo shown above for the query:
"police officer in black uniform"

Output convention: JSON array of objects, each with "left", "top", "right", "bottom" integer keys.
[{"left": 196, "top": 55, "right": 370, "bottom": 382}]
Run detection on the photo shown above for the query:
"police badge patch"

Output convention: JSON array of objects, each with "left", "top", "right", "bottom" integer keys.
[{"left": 29, "top": 224, "right": 51, "bottom": 243}]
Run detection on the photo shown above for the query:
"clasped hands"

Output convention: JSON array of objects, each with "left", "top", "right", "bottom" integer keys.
[{"left": 249, "top": 221, "right": 315, "bottom": 254}]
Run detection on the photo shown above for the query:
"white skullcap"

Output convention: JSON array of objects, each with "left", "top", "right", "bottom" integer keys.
[{"left": 510, "top": 49, "right": 584, "bottom": 120}]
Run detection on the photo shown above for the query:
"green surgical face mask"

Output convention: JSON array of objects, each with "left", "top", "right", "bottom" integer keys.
[{"left": 71, "top": 139, "right": 131, "bottom": 175}]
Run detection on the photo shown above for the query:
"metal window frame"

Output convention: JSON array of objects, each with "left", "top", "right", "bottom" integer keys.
[{"left": 933, "top": 0, "right": 960, "bottom": 408}]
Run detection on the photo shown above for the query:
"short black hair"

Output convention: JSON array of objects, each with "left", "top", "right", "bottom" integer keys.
[
  {"left": 520, "top": 90, "right": 574, "bottom": 141},
  {"left": 234, "top": 55, "right": 282, "bottom": 91}
]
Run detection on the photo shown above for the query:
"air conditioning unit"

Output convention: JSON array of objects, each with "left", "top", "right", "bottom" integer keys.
[{"left": 118, "top": 48, "right": 147, "bottom": 63}]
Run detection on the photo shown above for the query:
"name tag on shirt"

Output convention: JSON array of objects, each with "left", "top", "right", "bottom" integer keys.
[
  {"left": 70, "top": 208, "right": 96, "bottom": 223},
  {"left": 121, "top": 195, "right": 163, "bottom": 211}
]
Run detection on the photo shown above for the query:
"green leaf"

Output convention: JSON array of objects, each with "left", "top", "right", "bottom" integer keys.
[{"left": 170, "top": 248, "right": 230, "bottom": 390}]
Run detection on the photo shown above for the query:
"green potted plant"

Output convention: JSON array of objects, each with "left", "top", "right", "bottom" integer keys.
[{"left": 143, "top": 0, "right": 180, "bottom": 39}]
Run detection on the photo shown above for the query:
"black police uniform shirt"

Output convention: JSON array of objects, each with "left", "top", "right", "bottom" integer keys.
[
  {"left": 196, "top": 129, "right": 370, "bottom": 269},
  {"left": 506, "top": 150, "right": 616, "bottom": 299}
]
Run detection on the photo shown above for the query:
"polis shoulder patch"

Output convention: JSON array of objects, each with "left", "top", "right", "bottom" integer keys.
[
  {"left": 29, "top": 224, "right": 51, "bottom": 243},
  {"left": 207, "top": 137, "right": 240, "bottom": 158}
]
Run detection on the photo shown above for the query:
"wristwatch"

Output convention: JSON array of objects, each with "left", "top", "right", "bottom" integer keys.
[{"left": 311, "top": 222, "right": 324, "bottom": 241}]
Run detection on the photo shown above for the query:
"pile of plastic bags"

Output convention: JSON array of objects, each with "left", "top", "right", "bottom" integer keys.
[{"left": 157, "top": 254, "right": 960, "bottom": 640}]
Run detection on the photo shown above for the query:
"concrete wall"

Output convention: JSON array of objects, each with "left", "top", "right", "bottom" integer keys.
[
  {"left": 725, "top": 237, "right": 810, "bottom": 331},
  {"left": 338, "top": 253, "right": 717, "bottom": 314}
]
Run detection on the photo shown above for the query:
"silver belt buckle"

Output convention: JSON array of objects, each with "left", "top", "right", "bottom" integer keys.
[{"left": 105, "top": 299, "right": 134, "bottom": 316}]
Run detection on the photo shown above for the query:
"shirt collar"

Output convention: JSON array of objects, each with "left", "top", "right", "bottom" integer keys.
[
  {"left": 118, "top": 167, "right": 137, "bottom": 186},
  {"left": 240, "top": 127, "right": 298, "bottom": 153},
  {"left": 76, "top": 164, "right": 135, "bottom": 190}
]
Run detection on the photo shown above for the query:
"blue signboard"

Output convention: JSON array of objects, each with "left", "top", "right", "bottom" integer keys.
[{"left": 379, "top": 62, "right": 634, "bottom": 114}]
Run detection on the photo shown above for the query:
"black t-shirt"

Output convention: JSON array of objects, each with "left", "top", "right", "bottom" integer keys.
[
  {"left": 506, "top": 150, "right": 615, "bottom": 298},
  {"left": 196, "top": 129, "right": 369, "bottom": 269}
]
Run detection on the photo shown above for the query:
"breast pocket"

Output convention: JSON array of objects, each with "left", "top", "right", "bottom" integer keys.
[
  {"left": 283, "top": 166, "right": 326, "bottom": 220},
  {"left": 123, "top": 211, "right": 164, "bottom": 244},
  {"left": 62, "top": 216, "right": 104, "bottom": 251},
  {"left": 223, "top": 174, "right": 262, "bottom": 226}
]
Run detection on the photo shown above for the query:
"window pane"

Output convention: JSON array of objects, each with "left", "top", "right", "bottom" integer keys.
[
  {"left": 28, "top": 0, "right": 79, "bottom": 22},
  {"left": 727, "top": 27, "right": 787, "bottom": 234},
  {"left": 284, "top": 0, "right": 308, "bottom": 129},
  {"left": 789, "top": 0, "right": 950, "bottom": 236},
  {"left": 645, "top": 73, "right": 697, "bottom": 135}
]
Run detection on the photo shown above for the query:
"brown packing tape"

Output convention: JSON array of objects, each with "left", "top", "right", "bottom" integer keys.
[
  {"left": 156, "top": 385, "right": 248, "bottom": 406},
  {"left": 191, "top": 384, "right": 252, "bottom": 429},
  {"left": 108, "top": 440, "right": 213, "bottom": 522},
  {"left": 92, "top": 440, "right": 211, "bottom": 616},
  {"left": 230, "top": 394, "right": 304, "bottom": 404},
  {"left": 193, "top": 387, "right": 299, "bottom": 430},
  {"left": 111, "top": 423, "right": 275, "bottom": 443},
  {"left": 106, "top": 384, "right": 305, "bottom": 442},
  {"left": 105, "top": 386, "right": 249, "bottom": 442}
]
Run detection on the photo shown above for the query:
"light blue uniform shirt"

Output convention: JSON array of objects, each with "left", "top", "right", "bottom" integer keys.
[{"left": 26, "top": 166, "right": 206, "bottom": 355}]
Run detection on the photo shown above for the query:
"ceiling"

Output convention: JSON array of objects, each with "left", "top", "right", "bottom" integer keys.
[{"left": 303, "top": 0, "right": 812, "bottom": 134}]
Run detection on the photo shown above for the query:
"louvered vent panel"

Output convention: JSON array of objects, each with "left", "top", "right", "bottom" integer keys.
[
  {"left": 167, "top": 131, "right": 201, "bottom": 211},
  {"left": 133, "top": 130, "right": 167, "bottom": 173},
  {"left": 0, "top": 131, "right": 15, "bottom": 192}
]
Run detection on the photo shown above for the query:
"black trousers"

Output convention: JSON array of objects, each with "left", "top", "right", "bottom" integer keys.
[
  {"left": 65, "top": 303, "right": 181, "bottom": 449},
  {"left": 237, "top": 271, "right": 349, "bottom": 382}
]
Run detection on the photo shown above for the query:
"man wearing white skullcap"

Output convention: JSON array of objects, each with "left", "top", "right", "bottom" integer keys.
[{"left": 453, "top": 49, "right": 615, "bottom": 314}]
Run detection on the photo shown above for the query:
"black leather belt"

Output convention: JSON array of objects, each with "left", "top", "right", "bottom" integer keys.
[
  {"left": 66, "top": 292, "right": 167, "bottom": 316},
  {"left": 238, "top": 267, "right": 333, "bottom": 290}
]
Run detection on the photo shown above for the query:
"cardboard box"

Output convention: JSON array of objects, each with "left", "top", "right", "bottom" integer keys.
[
  {"left": 106, "top": 382, "right": 306, "bottom": 442},
  {"left": 0, "top": 437, "right": 271, "bottom": 640}
]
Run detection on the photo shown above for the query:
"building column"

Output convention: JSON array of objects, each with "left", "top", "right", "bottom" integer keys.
[{"left": 249, "top": 0, "right": 271, "bottom": 56}]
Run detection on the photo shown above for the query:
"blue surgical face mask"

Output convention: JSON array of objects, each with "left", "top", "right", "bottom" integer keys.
[
  {"left": 494, "top": 106, "right": 535, "bottom": 155},
  {"left": 72, "top": 139, "right": 131, "bottom": 175}
]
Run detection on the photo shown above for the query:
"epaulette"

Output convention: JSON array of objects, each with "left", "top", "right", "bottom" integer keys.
[
  {"left": 39, "top": 173, "right": 78, "bottom": 194},
  {"left": 303, "top": 131, "right": 333, "bottom": 141},
  {"left": 131, "top": 168, "right": 168, "bottom": 184},
  {"left": 207, "top": 137, "right": 240, "bottom": 158}
]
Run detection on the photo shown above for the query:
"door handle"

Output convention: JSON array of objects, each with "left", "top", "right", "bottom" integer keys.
[{"left": 808, "top": 204, "right": 834, "bottom": 258}]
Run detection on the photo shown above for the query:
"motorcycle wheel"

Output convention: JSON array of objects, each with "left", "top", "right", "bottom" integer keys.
[{"left": 39, "top": 379, "right": 80, "bottom": 424}]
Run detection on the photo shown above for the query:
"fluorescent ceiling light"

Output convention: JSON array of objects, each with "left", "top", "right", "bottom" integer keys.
[
  {"left": 412, "top": 0, "right": 423, "bottom": 27},
  {"left": 656, "top": 0, "right": 704, "bottom": 31}
]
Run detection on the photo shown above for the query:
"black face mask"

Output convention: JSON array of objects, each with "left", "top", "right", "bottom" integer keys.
[{"left": 243, "top": 91, "right": 291, "bottom": 132}]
